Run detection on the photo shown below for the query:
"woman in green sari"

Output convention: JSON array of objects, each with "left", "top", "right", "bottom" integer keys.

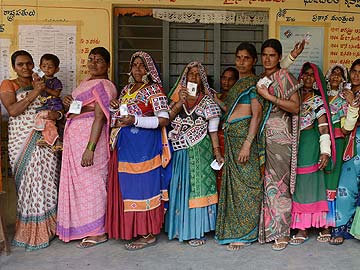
[{"left": 215, "top": 42, "right": 267, "bottom": 251}]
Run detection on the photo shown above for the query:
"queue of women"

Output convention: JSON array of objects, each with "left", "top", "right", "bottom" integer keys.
[{"left": 1, "top": 38, "right": 360, "bottom": 252}]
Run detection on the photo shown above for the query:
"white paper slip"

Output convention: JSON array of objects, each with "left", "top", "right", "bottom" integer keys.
[
  {"left": 119, "top": 104, "right": 129, "bottom": 116},
  {"left": 32, "top": 66, "right": 45, "bottom": 78},
  {"left": 257, "top": 76, "right": 272, "bottom": 88},
  {"left": 210, "top": 159, "right": 224, "bottom": 170},
  {"left": 68, "top": 100, "right": 83, "bottom": 114},
  {"left": 187, "top": 82, "right": 197, "bottom": 96}
]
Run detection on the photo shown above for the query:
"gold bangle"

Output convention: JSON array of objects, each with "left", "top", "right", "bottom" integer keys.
[{"left": 86, "top": 142, "right": 97, "bottom": 152}]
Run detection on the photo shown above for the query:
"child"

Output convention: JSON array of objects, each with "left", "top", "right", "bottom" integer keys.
[{"left": 33, "top": 53, "right": 64, "bottom": 151}]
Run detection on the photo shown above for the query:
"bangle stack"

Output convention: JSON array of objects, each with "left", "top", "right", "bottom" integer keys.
[
  {"left": 245, "top": 134, "right": 255, "bottom": 145},
  {"left": 86, "top": 142, "right": 97, "bottom": 152}
]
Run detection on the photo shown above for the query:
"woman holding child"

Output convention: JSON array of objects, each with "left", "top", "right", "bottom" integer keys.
[{"left": 0, "top": 50, "right": 62, "bottom": 251}]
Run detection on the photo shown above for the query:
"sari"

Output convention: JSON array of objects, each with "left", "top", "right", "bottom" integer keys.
[
  {"left": 166, "top": 62, "right": 221, "bottom": 241},
  {"left": 215, "top": 75, "right": 268, "bottom": 244},
  {"left": 324, "top": 64, "right": 348, "bottom": 227},
  {"left": 258, "top": 69, "right": 301, "bottom": 243},
  {"left": 105, "top": 51, "right": 171, "bottom": 240},
  {"left": 56, "top": 78, "right": 117, "bottom": 242},
  {"left": 332, "top": 124, "right": 360, "bottom": 239},
  {"left": 291, "top": 63, "right": 336, "bottom": 230},
  {"left": 0, "top": 80, "right": 61, "bottom": 251}
]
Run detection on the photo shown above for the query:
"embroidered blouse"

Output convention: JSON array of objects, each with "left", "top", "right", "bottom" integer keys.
[
  {"left": 300, "top": 94, "right": 326, "bottom": 130},
  {"left": 118, "top": 83, "right": 169, "bottom": 116},
  {"left": 169, "top": 95, "right": 221, "bottom": 151}
]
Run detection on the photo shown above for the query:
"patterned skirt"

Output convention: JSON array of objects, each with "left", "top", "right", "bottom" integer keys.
[
  {"left": 291, "top": 128, "right": 329, "bottom": 230},
  {"left": 166, "top": 136, "right": 217, "bottom": 241}
]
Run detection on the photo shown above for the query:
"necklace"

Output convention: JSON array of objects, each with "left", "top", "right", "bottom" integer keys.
[
  {"left": 128, "top": 83, "right": 146, "bottom": 95},
  {"left": 183, "top": 93, "right": 202, "bottom": 116},
  {"left": 327, "top": 89, "right": 339, "bottom": 96}
]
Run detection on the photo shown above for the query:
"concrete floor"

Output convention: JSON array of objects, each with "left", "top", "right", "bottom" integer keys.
[
  {"left": 1, "top": 230, "right": 360, "bottom": 270},
  {"left": 1, "top": 163, "right": 359, "bottom": 269}
]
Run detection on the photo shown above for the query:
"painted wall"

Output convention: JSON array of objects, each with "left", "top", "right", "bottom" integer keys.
[{"left": 0, "top": 0, "right": 359, "bottom": 82}]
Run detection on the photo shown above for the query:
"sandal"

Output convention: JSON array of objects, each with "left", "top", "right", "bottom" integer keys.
[
  {"left": 188, "top": 238, "right": 206, "bottom": 247},
  {"left": 329, "top": 236, "right": 344, "bottom": 245},
  {"left": 226, "top": 242, "right": 251, "bottom": 251},
  {"left": 271, "top": 239, "right": 288, "bottom": 251},
  {"left": 289, "top": 234, "right": 309, "bottom": 246},
  {"left": 317, "top": 230, "right": 331, "bottom": 243},
  {"left": 76, "top": 237, "right": 108, "bottom": 248},
  {"left": 125, "top": 235, "right": 157, "bottom": 251}
]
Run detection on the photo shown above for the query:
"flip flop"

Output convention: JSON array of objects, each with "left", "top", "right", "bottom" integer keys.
[
  {"left": 271, "top": 239, "right": 288, "bottom": 251},
  {"left": 329, "top": 236, "right": 344, "bottom": 246},
  {"left": 226, "top": 242, "right": 251, "bottom": 251},
  {"left": 317, "top": 232, "right": 331, "bottom": 243},
  {"left": 125, "top": 237, "right": 157, "bottom": 251},
  {"left": 76, "top": 238, "right": 108, "bottom": 249},
  {"left": 188, "top": 238, "right": 206, "bottom": 247},
  {"left": 289, "top": 235, "right": 309, "bottom": 246}
]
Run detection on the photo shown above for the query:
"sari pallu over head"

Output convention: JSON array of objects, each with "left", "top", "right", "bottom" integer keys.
[
  {"left": 168, "top": 61, "right": 216, "bottom": 102},
  {"left": 325, "top": 64, "right": 358, "bottom": 162},
  {"left": 117, "top": 51, "right": 171, "bottom": 212},
  {"left": 120, "top": 51, "right": 171, "bottom": 168},
  {"left": 298, "top": 62, "right": 337, "bottom": 171}
]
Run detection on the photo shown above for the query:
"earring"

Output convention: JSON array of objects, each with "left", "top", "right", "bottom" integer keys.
[
  {"left": 339, "top": 81, "right": 344, "bottom": 91},
  {"left": 128, "top": 74, "right": 135, "bottom": 84},
  {"left": 313, "top": 81, "right": 318, "bottom": 90},
  {"left": 142, "top": 73, "right": 149, "bottom": 84},
  {"left": 326, "top": 82, "right": 332, "bottom": 92}
]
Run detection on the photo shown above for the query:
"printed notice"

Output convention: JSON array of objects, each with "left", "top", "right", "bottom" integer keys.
[
  {"left": 18, "top": 25, "right": 77, "bottom": 96},
  {"left": 280, "top": 25, "right": 325, "bottom": 77},
  {"left": 0, "top": 39, "right": 11, "bottom": 82}
]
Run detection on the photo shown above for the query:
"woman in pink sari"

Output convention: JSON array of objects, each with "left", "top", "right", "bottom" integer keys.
[{"left": 56, "top": 47, "right": 117, "bottom": 248}]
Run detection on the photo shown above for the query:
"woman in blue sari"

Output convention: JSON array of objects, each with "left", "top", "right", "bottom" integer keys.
[{"left": 330, "top": 58, "right": 360, "bottom": 244}]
